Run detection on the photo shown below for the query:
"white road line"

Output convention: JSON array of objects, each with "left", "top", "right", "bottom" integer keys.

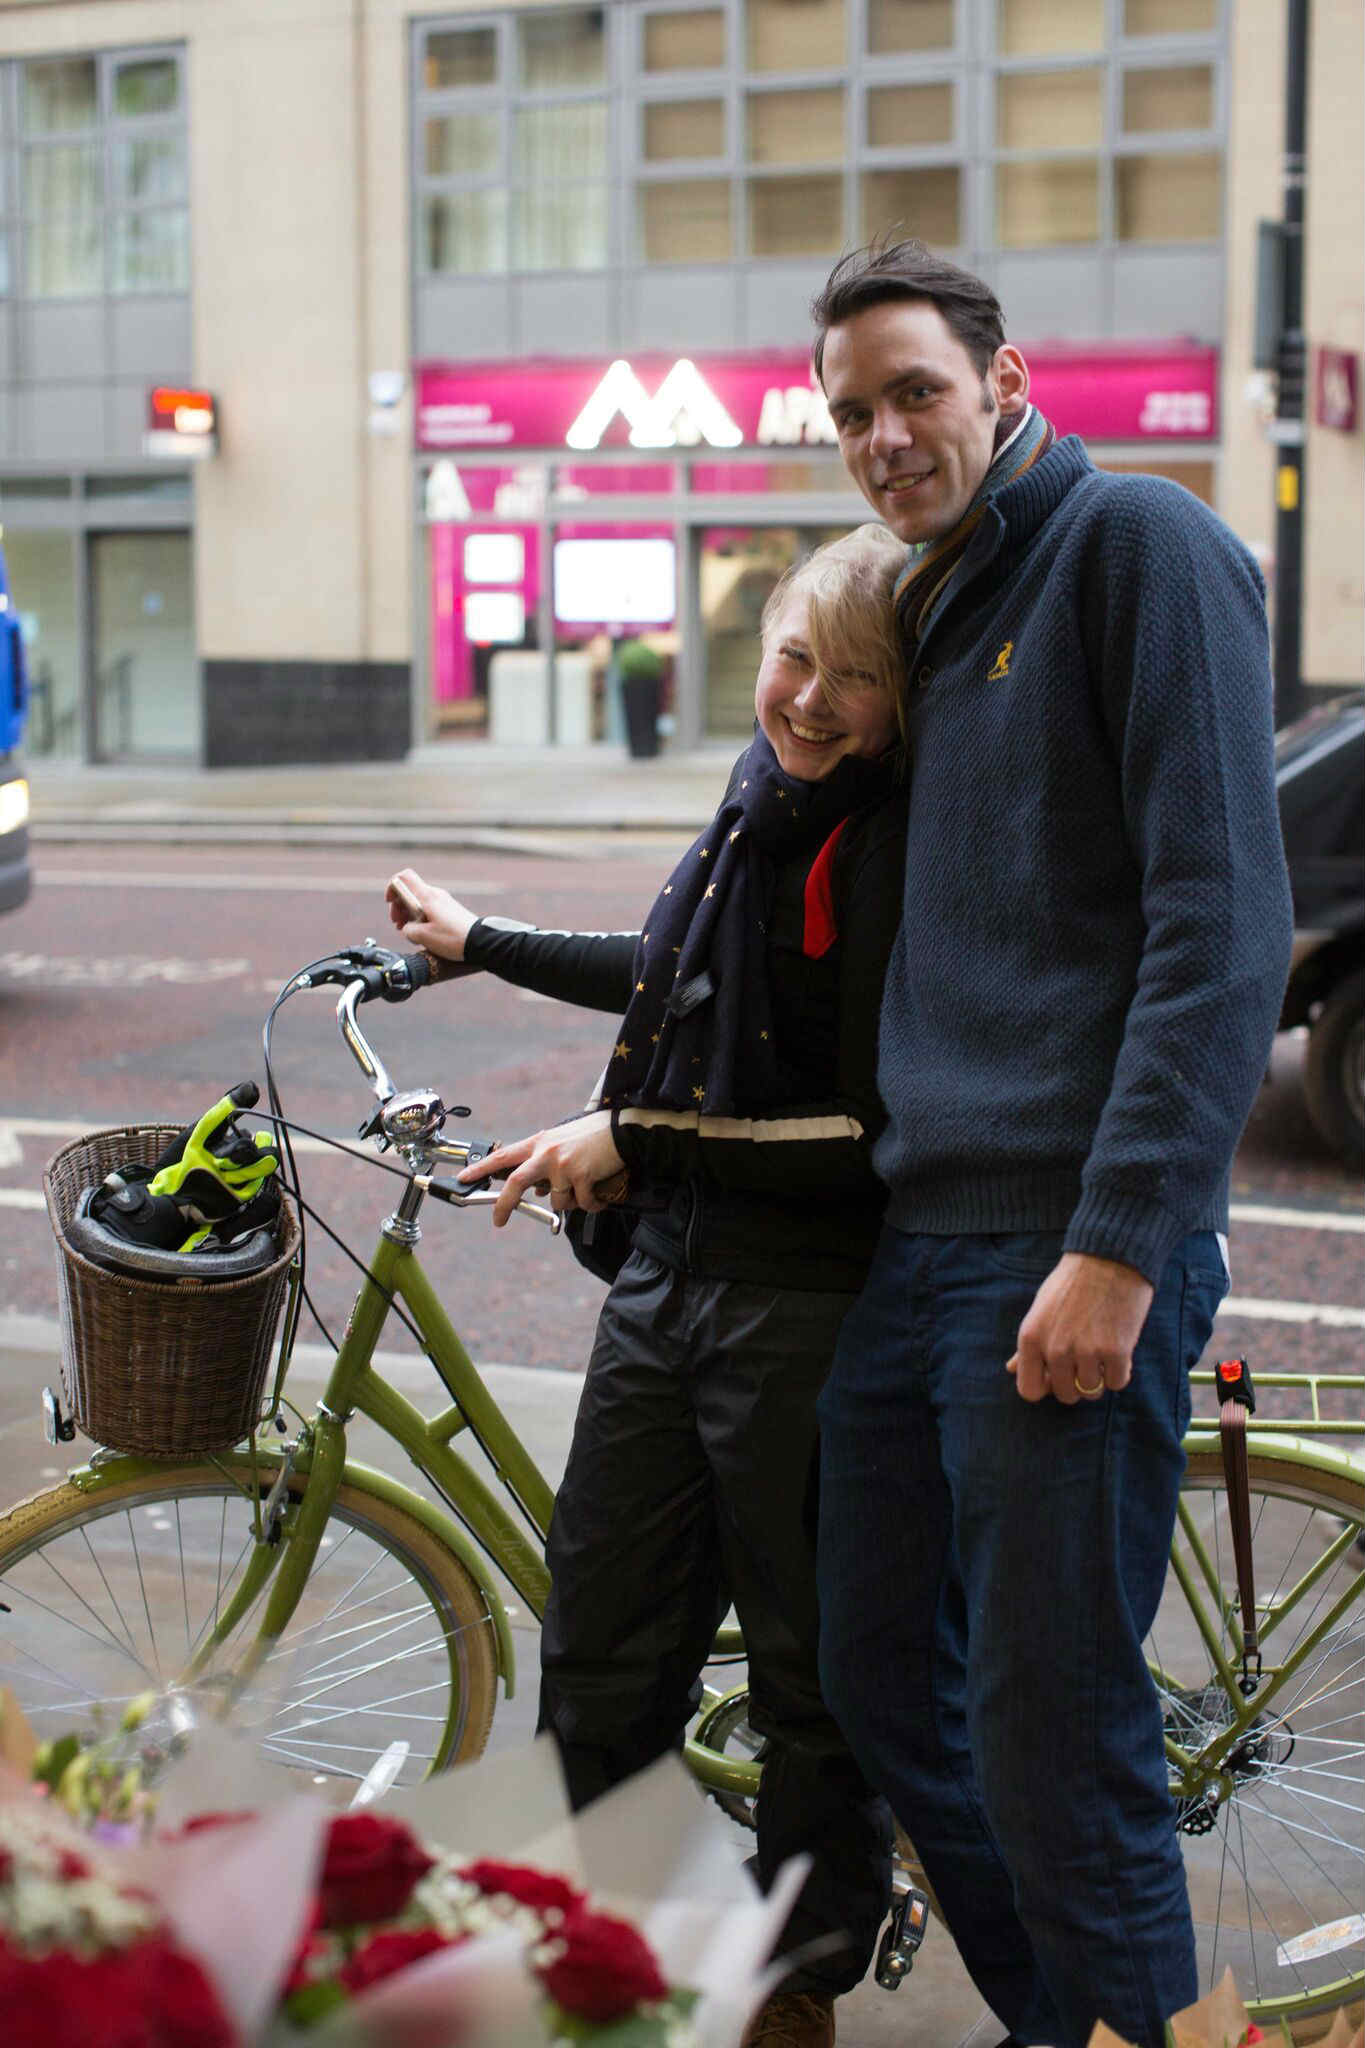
[
  {"left": 0, "top": 1117, "right": 339, "bottom": 1156},
  {"left": 0, "top": 1189, "right": 45, "bottom": 1210},
  {"left": 1219, "top": 1295, "right": 1365, "bottom": 1329},
  {"left": 34, "top": 870, "right": 492, "bottom": 895},
  {"left": 1230, "top": 1201, "right": 1365, "bottom": 1234}
]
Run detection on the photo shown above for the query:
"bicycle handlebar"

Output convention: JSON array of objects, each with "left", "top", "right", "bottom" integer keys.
[{"left": 277, "top": 941, "right": 562, "bottom": 1236}]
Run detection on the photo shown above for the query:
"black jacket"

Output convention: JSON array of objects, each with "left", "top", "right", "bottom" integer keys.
[{"left": 464, "top": 782, "right": 906, "bottom": 1292}]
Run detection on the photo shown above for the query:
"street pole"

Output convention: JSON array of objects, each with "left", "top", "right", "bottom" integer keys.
[{"left": 1271, "top": 0, "right": 1310, "bottom": 727}]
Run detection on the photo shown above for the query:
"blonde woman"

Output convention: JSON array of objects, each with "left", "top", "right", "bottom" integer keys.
[{"left": 388, "top": 526, "right": 906, "bottom": 2048}]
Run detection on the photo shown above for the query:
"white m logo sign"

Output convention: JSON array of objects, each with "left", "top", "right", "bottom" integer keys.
[{"left": 566, "top": 359, "right": 744, "bottom": 450}]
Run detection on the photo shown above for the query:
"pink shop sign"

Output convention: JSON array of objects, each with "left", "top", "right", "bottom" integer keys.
[{"left": 416, "top": 345, "right": 1219, "bottom": 454}]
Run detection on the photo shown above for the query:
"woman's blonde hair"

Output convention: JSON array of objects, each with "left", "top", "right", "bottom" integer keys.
[{"left": 759, "top": 523, "right": 904, "bottom": 713}]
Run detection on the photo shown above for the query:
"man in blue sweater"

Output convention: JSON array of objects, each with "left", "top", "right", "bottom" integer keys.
[{"left": 808, "top": 240, "right": 1292, "bottom": 2048}]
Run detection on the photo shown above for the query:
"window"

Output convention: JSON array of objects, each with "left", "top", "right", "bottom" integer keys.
[
  {"left": 863, "top": 165, "right": 958, "bottom": 245},
  {"left": 1124, "top": 0, "right": 1216, "bottom": 33},
  {"left": 748, "top": 88, "right": 845, "bottom": 166},
  {"left": 416, "top": 15, "right": 609, "bottom": 275},
  {"left": 749, "top": 174, "right": 844, "bottom": 256},
  {"left": 1116, "top": 151, "right": 1220, "bottom": 241},
  {"left": 518, "top": 9, "right": 605, "bottom": 88},
  {"left": 998, "top": 0, "right": 1103, "bottom": 57},
  {"left": 747, "top": 0, "right": 846, "bottom": 73},
  {"left": 412, "top": 2, "right": 1225, "bottom": 280},
  {"left": 997, "top": 69, "right": 1102, "bottom": 150},
  {"left": 867, "top": 82, "right": 954, "bottom": 150},
  {"left": 643, "top": 99, "right": 725, "bottom": 162},
  {"left": 866, "top": 0, "right": 954, "bottom": 56},
  {"left": 1122, "top": 66, "right": 1214, "bottom": 135},
  {"left": 996, "top": 158, "right": 1100, "bottom": 245},
  {"left": 424, "top": 27, "right": 497, "bottom": 89},
  {"left": 643, "top": 9, "right": 725, "bottom": 72},
  {"left": 639, "top": 178, "right": 732, "bottom": 261},
  {"left": 19, "top": 46, "right": 187, "bottom": 299}
]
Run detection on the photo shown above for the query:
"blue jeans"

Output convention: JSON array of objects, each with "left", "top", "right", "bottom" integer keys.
[{"left": 815, "top": 1228, "right": 1228, "bottom": 2048}]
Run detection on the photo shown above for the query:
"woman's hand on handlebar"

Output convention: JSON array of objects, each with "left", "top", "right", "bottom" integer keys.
[
  {"left": 456, "top": 1111, "right": 626, "bottom": 1228},
  {"left": 385, "top": 869, "right": 478, "bottom": 961}
]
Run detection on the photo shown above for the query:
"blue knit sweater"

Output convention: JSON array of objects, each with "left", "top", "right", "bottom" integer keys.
[{"left": 875, "top": 436, "right": 1293, "bottom": 1285}]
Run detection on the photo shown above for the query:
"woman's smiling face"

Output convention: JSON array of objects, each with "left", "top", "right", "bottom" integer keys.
[{"left": 753, "top": 588, "right": 898, "bottom": 781}]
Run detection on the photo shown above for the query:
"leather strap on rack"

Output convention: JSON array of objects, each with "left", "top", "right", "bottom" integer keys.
[{"left": 1216, "top": 1356, "right": 1261, "bottom": 1693}]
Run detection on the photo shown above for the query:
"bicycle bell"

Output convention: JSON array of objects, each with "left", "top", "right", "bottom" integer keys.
[{"left": 379, "top": 1088, "right": 446, "bottom": 1147}]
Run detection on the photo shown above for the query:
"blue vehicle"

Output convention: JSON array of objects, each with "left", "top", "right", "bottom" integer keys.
[{"left": 0, "top": 536, "right": 30, "bottom": 914}]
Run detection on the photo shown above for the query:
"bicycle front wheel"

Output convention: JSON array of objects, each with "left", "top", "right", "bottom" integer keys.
[
  {"left": 1154, "top": 1445, "right": 1364, "bottom": 2033},
  {"left": 0, "top": 1463, "right": 498, "bottom": 1791}
]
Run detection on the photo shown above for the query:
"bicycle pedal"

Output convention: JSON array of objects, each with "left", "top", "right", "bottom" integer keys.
[
  {"left": 41, "top": 1386, "right": 77, "bottom": 1446},
  {"left": 874, "top": 1885, "right": 930, "bottom": 1989}
]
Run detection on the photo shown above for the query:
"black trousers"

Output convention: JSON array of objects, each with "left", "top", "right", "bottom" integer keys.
[{"left": 538, "top": 1251, "right": 893, "bottom": 1996}]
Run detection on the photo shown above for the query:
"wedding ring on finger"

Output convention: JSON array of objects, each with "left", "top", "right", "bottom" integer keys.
[{"left": 1073, "top": 1371, "right": 1106, "bottom": 1401}]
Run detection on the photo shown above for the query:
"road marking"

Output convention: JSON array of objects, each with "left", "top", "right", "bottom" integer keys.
[
  {"left": 0, "top": 1189, "right": 45, "bottom": 1210},
  {"left": 0, "top": 1115, "right": 338, "bottom": 1155},
  {"left": 34, "top": 870, "right": 492, "bottom": 895},
  {"left": 0, "top": 951, "right": 249, "bottom": 987},
  {"left": 1230, "top": 1201, "right": 1365, "bottom": 1234},
  {"left": 1219, "top": 1295, "right": 1365, "bottom": 1329}
]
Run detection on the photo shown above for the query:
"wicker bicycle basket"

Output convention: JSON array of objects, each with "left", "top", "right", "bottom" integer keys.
[{"left": 44, "top": 1124, "right": 300, "bottom": 1458}]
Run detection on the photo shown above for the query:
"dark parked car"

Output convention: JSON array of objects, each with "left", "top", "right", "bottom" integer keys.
[{"left": 1275, "top": 690, "right": 1365, "bottom": 1164}]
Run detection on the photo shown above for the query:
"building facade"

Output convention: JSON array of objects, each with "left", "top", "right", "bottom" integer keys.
[{"left": 0, "top": 0, "right": 1358, "bottom": 765}]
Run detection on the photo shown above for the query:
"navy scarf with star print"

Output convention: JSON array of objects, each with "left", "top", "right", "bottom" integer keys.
[{"left": 597, "top": 728, "right": 897, "bottom": 1118}]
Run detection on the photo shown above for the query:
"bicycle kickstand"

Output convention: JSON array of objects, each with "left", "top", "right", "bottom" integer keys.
[{"left": 874, "top": 1884, "right": 931, "bottom": 1988}]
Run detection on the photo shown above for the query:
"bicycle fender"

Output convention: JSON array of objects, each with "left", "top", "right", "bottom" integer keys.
[
  {"left": 65, "top": 1449, "right": 518, "bottom": 1698},
  {"left": 1182, "top": 1427, "right": 1363, "bottom": 1485}
]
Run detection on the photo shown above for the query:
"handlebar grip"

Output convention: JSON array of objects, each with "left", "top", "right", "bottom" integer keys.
[{"left": 413, "top": 948, "right": 482, "bottom": 987}]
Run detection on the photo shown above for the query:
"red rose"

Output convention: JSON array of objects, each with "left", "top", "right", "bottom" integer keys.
[
  {"left": 537, "top": 1906, "right": 669, "bottom": 2022},
  {"left": 0, "top": 1932, "right": 236, "bottom": 2048},
  {"left": 319, "top": 1812, "right": 436, "bottom": 1928},
  {"left": 57, "top": 1847, "right": 91, "bottom": 1881},
  {"left": 340, "top": 1926, "right": 462, "bottom": 1994},
  {"left": 118, "top": 1934, "right": 239, "bottom": 2047},
  {"left": 457, "top": 1859, "right": 584, "bottom": 1917}
]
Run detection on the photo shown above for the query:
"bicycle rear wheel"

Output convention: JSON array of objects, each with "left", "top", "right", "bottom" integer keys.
[
  {"left": 1154, "top": 1446, "right": 1364, "bottom": 2033},
  {"left": 0, "top": 1463, "right": 498, "bottom": 1791}
]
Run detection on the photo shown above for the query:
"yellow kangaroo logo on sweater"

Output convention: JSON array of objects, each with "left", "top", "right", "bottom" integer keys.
[{"left": 987, "top": 641, "right": 1013, "bottom": 681}]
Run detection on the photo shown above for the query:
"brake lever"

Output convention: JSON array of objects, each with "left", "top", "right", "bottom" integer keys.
[{"left": 419, "top": 1177, "right": 563, "bottom": 1234}]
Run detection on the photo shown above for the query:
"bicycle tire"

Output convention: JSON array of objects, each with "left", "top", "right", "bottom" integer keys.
[
  {"left": 0, "top": 1462, "right": 498, "bottom": 1791},
  {"left": 1154, "top": 1445, "right": 1363, "bottom": 2035},
  {"left": 690, "top": 1445, "right": 1364, "bottom": 2033}
]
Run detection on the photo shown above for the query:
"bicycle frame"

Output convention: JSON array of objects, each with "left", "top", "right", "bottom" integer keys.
[{"left": 68, "top": 1200, "right": 758, "bottom": 1797}]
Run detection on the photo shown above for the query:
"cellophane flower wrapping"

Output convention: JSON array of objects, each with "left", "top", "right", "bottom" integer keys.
[{"left": 5, "top": 1706, "right": 806, "bottom": 2048}]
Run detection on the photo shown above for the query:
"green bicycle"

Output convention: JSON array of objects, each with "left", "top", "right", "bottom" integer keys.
[{"left": 0, "top": 941, "right": 1360, "bottom": 2035}]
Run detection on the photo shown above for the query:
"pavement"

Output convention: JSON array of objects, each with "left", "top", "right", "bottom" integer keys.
[
  {"left": 27, "top": 741, "right": 737, "bottom": 851},
  {"left": 0, "top": 1311, "right": 996, "bottom": 2047}
]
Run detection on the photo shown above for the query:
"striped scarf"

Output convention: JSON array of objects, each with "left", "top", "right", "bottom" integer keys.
[{"left": 894, "top": 404, "right": 1056, "bottom": 653}]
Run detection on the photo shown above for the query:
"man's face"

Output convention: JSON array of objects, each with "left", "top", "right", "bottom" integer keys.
[{"left": 820, "top": 300, "right": 1029, "bottom": 543}]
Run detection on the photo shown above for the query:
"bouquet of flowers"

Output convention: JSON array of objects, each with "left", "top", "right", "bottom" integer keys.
[
  {"left": 0, "top": 1770, "right": 237, "bottom": 2048},
  {"left": 0, "top": 1694, "right": 805, "bottom": 2048}
]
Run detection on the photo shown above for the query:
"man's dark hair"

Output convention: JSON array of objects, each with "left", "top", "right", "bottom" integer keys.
[{"left": 810, "top": 236, "right": 1006, "bottom": 384}]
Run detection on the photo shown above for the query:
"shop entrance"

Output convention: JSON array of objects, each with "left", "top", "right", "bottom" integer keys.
[
  {"left": 90, "top": 530, "right": 196, "bottom": 761},
  {"left": 696, "top": 524, "right": 853, "bottom": 738}
]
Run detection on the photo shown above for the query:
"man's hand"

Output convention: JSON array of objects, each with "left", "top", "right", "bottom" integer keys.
[
  {"left": 1007, "top": 1252, "right": 1155, "bottom": 1405},
  {"left": 456, "top": 1111, "right": 625, "bottom": 1228}
]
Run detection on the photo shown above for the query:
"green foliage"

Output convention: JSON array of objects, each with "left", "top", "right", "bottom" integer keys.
[{"left": 31, "top": 1732, "right": 81, "bottom": 1794}]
